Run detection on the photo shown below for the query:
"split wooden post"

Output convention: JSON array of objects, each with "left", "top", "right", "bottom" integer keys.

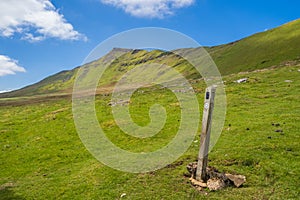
[{"left": 196, "top": 86, "right": 216, "bottom": 182}]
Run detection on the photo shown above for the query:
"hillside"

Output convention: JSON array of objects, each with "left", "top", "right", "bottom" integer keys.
[
  {"left": 1, "top": 19, "right": 300, "bottom": 199},
  {"left": 207, "top": 19, "right": 300, "bottom": 74},
  {"left": 1, "top": 19, "right": 300, "bottom": 98},
  {"left": 1, "top": 64, "right": 299, "bottom": 199}
]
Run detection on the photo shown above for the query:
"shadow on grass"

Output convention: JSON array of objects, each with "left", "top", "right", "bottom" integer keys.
[{"left": 0, "top": 186, "right": 25, "bottom": 200}]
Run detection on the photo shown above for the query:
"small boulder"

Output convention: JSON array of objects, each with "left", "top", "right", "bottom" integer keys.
[
  {"left": 225, "top": 173, "right": 246, "bottom": 187},
  {"left": 235, "top": 78, "right": 248, "bottom": 83},
  {"left": 207, "top": 178, "right": 226, "bottom": 191},
  {"left": 189, "top": 178, "right": 208, "bottom": 188}
]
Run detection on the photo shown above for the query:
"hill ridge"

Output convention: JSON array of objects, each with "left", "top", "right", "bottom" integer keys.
[{"left": 1, "top": 18, "right": 299, "bottom": 98}]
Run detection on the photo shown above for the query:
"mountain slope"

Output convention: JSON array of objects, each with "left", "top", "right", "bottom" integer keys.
[
  {"left": 0, "top": 48, "right": 198, "bottom": 98},
  {"left": 1, "top": 63, "right": 299, "bottom": 199},
  {"left": 1, "top": 19, "right": 300, "bottom": 98},
  {"left": 0, "top": 68, "right": 79, "bottom": 98},
  {"left": 207, "top": 19, "right": 300, "bottom": 74}
]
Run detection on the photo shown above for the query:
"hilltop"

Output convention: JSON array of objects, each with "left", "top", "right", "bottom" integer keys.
[{"left": 1, "top": 19, "right": 300, "bottom": 99}]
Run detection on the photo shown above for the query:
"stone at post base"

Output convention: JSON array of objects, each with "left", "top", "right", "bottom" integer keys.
[
  {"left": 189, "top": 178, "right": 207, "bottom": 188},
  {"left": 225, "top": 174, "right": 246, "bottom": 188},
  {"left": 207, "top": 178, "right": 226, "bottom": 191},
  {"left": 187, "top": 162, "right": 246, "bottom": 191}
]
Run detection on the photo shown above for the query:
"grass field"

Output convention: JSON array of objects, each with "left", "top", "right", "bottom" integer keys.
[{"left": 1, "top": 64, "right": 299, "bottom": 199}]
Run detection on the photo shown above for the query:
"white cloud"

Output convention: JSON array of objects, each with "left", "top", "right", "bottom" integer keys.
[
  {"left": 0, "top": 90, "right": 12, "bottom": 93},
  {"left": 0, "top": 0, "right": 86, "bottom": 42},
  {"left": 101, "top": 0, "right": 195, "bottom": 18},
  {"left": 0, "top": 55, "right": 26, "bottom": 76}
]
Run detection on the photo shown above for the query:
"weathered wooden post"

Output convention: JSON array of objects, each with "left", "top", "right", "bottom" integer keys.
[{"left": 196, "top": 86, "right": 216, "bottom": 182}]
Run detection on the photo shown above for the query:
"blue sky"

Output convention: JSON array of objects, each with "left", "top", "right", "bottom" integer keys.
[{"left": 0, "top": 0, "right": 299, "bottom": 92}]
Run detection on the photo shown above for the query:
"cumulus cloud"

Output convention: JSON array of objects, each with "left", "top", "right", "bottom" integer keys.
[
  {"left": 0, "top": 90, "right": 12, "bottom": 93},
  {"left": 101, "top": 0, "right": 195, "bottom": 18},
  {"left": 0, "top": 0, "right": 86, "bottom": 42},
  {"left": 0, "top": 55, "right": 26, "bottom": 76}
]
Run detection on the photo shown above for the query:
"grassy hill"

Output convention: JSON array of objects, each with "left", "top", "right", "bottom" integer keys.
[
  {"left": 0, "top": 64, "right": 299, "bottom": 199},
  {"left": 1, "top": 19, "right": 300, "bottom": 98},
  {"left": 0, "top": 48, "right": 198, "bottom": 98},
  {"left": 207, "top": 19, "right": 300, "bottom": 74},
  {"left": 0, "top": 19, "right": 300, "bottom": 199}
]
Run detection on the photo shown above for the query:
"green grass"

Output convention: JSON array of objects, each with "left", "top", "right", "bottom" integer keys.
[
  {"left": 1, "top": 65, "right": 299, "bottom": 199},
  {"left": 207, "top": 19, "right": 300, "bottom": 75},
  {"left": 2, "top": 19, "right": 300, "bottom": 99},
  {"left": 96, "top": 86, "right": 182, "bottom": 152}
]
